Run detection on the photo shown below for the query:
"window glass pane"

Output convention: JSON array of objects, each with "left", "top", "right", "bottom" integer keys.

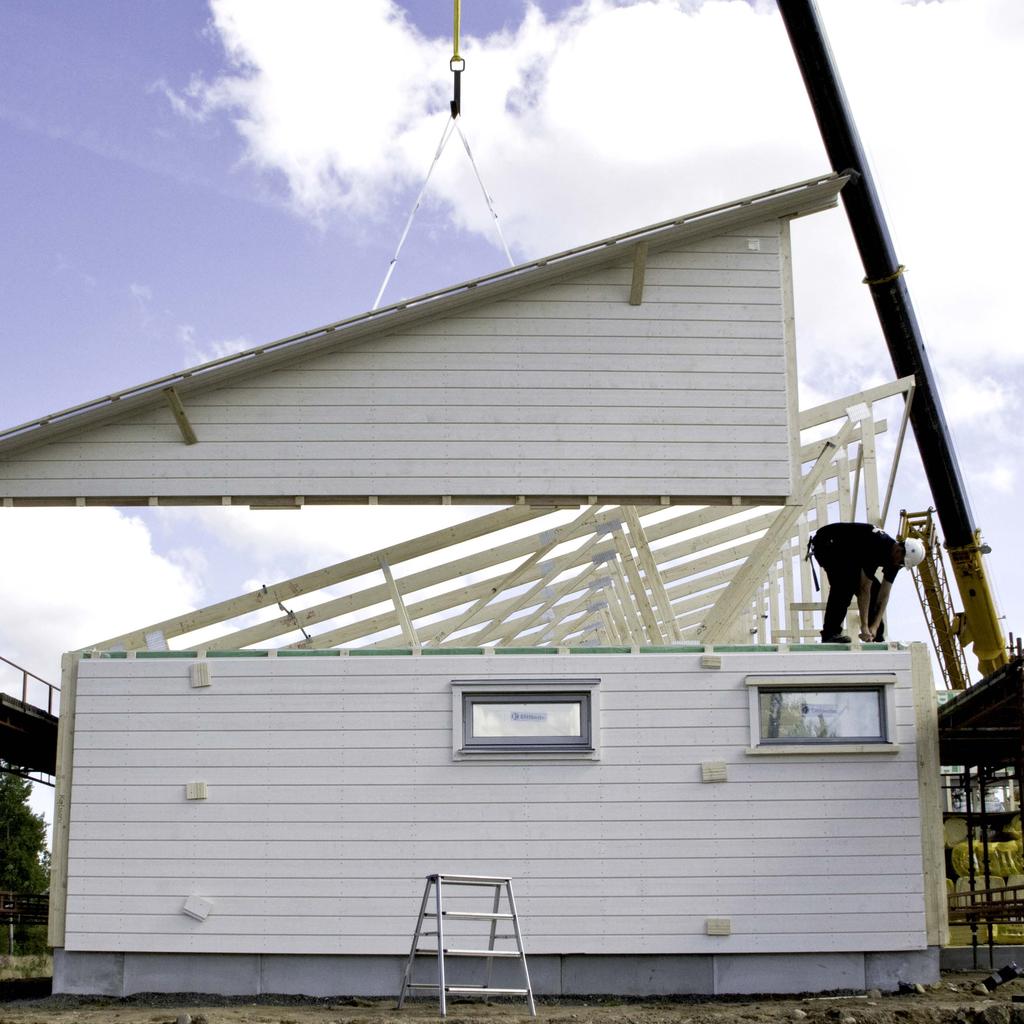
[
  {"left": 759, "top": 689, "right": 883, "bottom": 741},
  {"left": 472, "top": 701, "right": 582, "bottom": 738}
]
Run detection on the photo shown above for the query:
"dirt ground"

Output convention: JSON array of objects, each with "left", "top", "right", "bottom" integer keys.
[{"left": 3, "top": 972, "right": 1024, "bottom": 1024}]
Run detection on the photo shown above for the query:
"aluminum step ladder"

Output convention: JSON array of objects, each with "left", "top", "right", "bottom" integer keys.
[{"left": 397, "top": 873, "right": 536, "bottom": 1017}]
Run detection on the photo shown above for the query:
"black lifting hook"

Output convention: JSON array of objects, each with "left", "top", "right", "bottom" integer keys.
[{"left": 450, "top": 55, "right": 465, "bottom": 118}]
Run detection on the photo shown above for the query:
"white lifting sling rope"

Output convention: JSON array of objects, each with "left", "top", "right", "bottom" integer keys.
[{"left": 372, "top": 1, "right": 514, "bottom": 310}]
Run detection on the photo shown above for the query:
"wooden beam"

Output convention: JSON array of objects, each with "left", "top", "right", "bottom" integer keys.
[
  {"left": 850, "top": 442, "right": 864, "bottom": 520},
  {"left": 800, "top": 418, "right": 886, "bottom": 463},
  {"left": 487, "top": 560, "right": 603, "bottom": 647},
  {"left": 622, "top": 506, "right": 681, "bottom": 642},
  {"left": 208, "top": 504, "right": 640, "bottom": 650},
  {"left": 609, "top": 562, "right": 644, "bottom": 644},
  {"left": 428, "top": 505, "right": 599, "bottom": 646},
  {"left": 859, "top": 404, "right": 881, "bottom": 526},
  {"left": 86, "top": 505, "right": 548, "bottom": 652},
  {"left": 799, "top": 375, "right": 914, "bottom": 429},
  {"left": 48, "top": 651, "right": 80, "bottom": 948},
  {"left": 611, "top": 527, "right": 662, "bottom": 643},
  {"left": 378, "top": 555, "right": 419, "bottom": 647},
  {"left": 535, "top": 590, "right": 596, "bottom": 646},
  {"left": 880, "top": 382, "right": 915, "bottom": 524},
  {"left": 629, "top": 241, "right": 648, "bottom": 305},
  {"left": 161, "top": 387, "right": 198, "bottom": 445},
  {"left": 781, "top": 537, "right": 796, "bottom": 642},
  {"left": 911, "top": 642, "right": 950, "bottom": 947},
  {"left": 670, "top": 584, "right": 730, "bottom": 621},
  {"left": 318, "top": 542, "right": 607, "bottom": 651},
  {"left": 486, "top": 535, "right": 605, "bottom": 646},
  {"left": 767, "top": 563, "right": 780, "bottom": 644},
  {"left": 699, "top": 418, "right": 857, "bottom": 643},
  {"left": 600, "top": 577, "right": 631, "bottom": 645},
  {"left": 836, "top": 449, "right": 852, "bottom": 520},
  {"left": 797, "top": 518, "right": 814, "bottom": 635}
]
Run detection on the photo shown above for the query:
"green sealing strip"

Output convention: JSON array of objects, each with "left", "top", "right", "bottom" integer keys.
[
  {"left": 639, "top": 645, "right": 705, "bottom": 653},
  {"left": 494, "top": 647, "right": 559, "bottom": 655},
  {"left": 89, "top": 644, "right": 902, "bottom": 659},
  {"left": 710, "top": 645, "right": 779, "bottom": 653},
  {"left": 277, "top": 649, "right": 343, "bottom": 657}
]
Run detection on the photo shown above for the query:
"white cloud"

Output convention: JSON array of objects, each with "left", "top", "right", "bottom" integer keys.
[
  {"left": 173, "top": 0, "right": 443, "bottom": 218},
  {"left": 934, "top": 369, "right": 1012, "bottom": 428},
  {"left": 177, "top": 322, "right": 252, "bottom": 366},
  {"left": 0, "top": 509, "right": 203, "bottom": 677},
  {"left": 0, "top": 509, "right": 204, "bottom": 831},
  {"left": 174, "top": 0, "right": 1022, "bottom": 366},
  {"left": 976, "top": 465, "right": 1014, "bottom": 496}
]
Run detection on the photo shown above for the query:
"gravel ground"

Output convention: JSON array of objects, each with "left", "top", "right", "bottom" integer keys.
[{"left": 3, "top": 972, "right": 1024, "bottom": 1024}]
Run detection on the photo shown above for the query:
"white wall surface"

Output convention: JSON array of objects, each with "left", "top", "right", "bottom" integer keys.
[
  {"left": 64, "top": 649, "right": 928, "bottom": 956},
  {"left": 0, "top": 221, "right": 792, "bottom": 503}
]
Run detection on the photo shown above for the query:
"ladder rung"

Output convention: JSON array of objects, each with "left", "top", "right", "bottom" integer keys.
[
  {"left": 445, "top": 986, "right": 529, "bottom": 996},
  {"left": 425, "top": 911, "right": 512, "bottom": 920},
  {"left": 443, "top": 948, "right": 522, "bottom": 958},
  {"left": 433, "top": 874, "right": 510, "bottom": 885}
]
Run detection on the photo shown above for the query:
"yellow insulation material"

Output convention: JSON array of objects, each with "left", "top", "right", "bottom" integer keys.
[{"left": 951, "top": 840, "right": 1024, "bottom": 878}]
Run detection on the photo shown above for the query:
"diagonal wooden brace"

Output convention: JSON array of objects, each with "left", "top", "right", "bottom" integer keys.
[{"left": 698, "top": 417, "right": 856, "bottom": 644}]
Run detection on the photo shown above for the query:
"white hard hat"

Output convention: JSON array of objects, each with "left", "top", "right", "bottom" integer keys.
[{"left": 902, "top": 537, "right": 926, "bottom": 568}]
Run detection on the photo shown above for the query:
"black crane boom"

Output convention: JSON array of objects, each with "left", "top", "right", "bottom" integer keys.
[{"left": 776, "top": 0, "right": 1007, "bottom": 676}]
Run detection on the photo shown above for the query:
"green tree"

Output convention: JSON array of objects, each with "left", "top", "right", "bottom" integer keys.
[{"left": 0, "top": 765, "right": 49, "bottom": 894}]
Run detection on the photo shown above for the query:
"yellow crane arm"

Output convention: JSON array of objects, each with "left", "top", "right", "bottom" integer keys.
[{"left": 948, "top": 534, "right": 1009, "bottom": 677}]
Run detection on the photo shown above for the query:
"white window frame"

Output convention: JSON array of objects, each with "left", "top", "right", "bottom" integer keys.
[
  {"left": 451, "top": 679, "right": 600, "bottom": 761},
  {"left": 745, "top": 674, "right": 900, "bottom": 756}
]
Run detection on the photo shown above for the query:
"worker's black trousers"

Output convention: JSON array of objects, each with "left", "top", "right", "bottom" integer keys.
[{"left": 817, "top": 562, "right": 885, "bottom": 641}]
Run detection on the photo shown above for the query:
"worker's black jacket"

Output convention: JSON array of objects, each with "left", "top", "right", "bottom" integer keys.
[{"left": 810, "top": 522, "right": 901, "bottom": 583}]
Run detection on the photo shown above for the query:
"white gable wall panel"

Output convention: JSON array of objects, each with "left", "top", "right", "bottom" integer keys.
[
  {"left": 65, "top": 650, "right": 928, "bottom": 957},
  {"left": 1, "top": 224, "right": 795, "bottom": 501}
]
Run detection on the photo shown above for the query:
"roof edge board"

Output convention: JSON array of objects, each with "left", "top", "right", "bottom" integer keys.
[
  {"left": 11, "top": 493, "right": 791, "bottom": 511},
  {"left": 0, "top": 173, "right": 846, "bottom": 459}
]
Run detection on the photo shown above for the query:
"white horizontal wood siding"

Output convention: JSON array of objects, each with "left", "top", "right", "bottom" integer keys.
[
  {"left": 1, "top": 223, "right": 793, "bottom": 502},
  {"left": 64, "top": 650, "right": 928, "bottom": 956}
]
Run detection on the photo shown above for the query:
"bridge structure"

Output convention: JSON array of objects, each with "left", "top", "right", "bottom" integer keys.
[{"left": 0, "top": 655, "right": 58, "bottom": 784}]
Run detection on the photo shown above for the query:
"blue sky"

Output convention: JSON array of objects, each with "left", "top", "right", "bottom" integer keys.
[{"left": 2, "top": 0, "right": 1023, "bottom": 827}]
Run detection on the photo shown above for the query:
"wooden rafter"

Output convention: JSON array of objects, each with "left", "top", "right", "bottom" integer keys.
[{"left": 81, "top": 379, "right": 915, "bottom": 656}]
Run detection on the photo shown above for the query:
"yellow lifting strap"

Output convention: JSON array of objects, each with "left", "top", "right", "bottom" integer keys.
[{"left": 450, "top": 0, "right": 465, "bottom": 116}]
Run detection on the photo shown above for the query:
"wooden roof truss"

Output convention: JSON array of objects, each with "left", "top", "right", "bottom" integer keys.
[{"left": 87, "top": 377, "right": 916, "bottom": 655}]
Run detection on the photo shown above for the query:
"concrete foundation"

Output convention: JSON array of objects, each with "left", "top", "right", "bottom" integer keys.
[
  {"left": 940, "top": 944, "right": 1024, "bottom": 972},
  {"left": 54, "top": 948, "right": 941, "bottom": 998}
]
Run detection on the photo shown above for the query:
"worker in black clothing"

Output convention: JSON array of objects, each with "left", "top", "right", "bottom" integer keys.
[{"left": 809, "top": 522, "right": 926, "bottom": 643}]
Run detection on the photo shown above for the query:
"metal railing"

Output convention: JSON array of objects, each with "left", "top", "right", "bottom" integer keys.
[
  {"left": 0, "top": 654, "right": 59, "bottom": 716},
  {"left": 0, "top": 892, "right": 49, "bottom": 925}
]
